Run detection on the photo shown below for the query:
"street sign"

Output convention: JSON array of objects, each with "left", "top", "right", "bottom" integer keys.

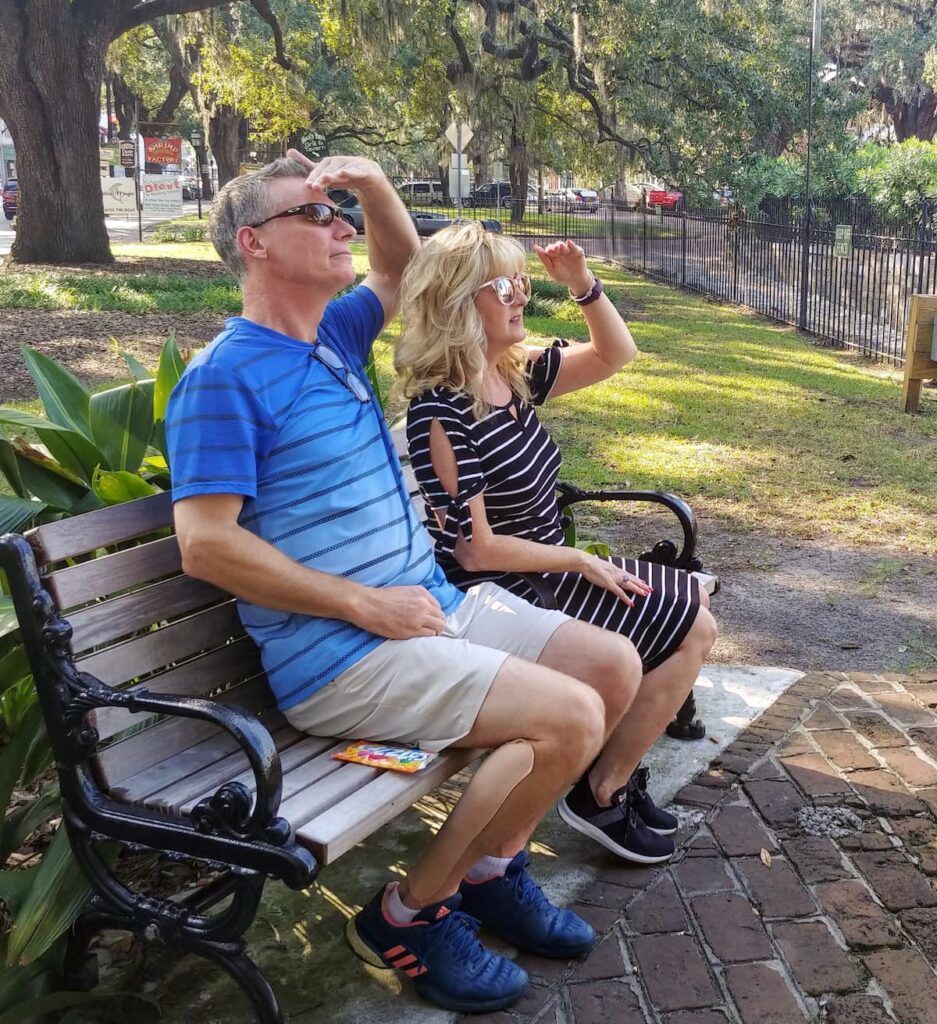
[
  {"left": 119, "top": 140, "right": 136, "bottom": 168},
  {"left": 445, "top": 122, "right": 473, "bottom": 151},
  {"left": 833, "top": 224, "right": 853, "bottom": 259}
]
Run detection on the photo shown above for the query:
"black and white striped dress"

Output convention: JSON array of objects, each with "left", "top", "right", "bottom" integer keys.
[{"left": 406, "top": 340, "right": 702, "bottom": 671}]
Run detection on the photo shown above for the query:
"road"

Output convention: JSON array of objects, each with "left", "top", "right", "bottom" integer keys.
[{"left": 0, "top": 199, "right": 206, "bottom": 257}]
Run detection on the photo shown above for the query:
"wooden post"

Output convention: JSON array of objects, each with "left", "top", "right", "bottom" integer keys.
[{"left": 901, "top": 294, "right": 937, "bottom": 413}]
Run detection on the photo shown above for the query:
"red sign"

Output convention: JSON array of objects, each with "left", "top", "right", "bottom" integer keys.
[{"left": 144, "top": 137, "right": 182, "bottom": 166}]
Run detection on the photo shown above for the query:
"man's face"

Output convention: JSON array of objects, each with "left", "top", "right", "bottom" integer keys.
[{"left": 244, "top": 176, "right": 357, "bottom": 291}]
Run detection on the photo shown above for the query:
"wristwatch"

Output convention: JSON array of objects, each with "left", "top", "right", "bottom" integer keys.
[{"left": 569, "top": 276, "right": 603, "bottom": 306}]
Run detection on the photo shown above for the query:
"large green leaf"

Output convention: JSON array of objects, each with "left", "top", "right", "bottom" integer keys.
[
  {"left": 0, "top": 867, "right": 38, "bottom": 917},
  {"left": 19, "top": 347, "right": 91, "bottom": 439},
  {"left": 89, "top": 380, "right": 155, "bottom": 473},
  {"left": 5, "top": 826, "right": 104, "bottom": 967},
  {"left": 154, "top": 333, "right": 187, "bottom": 423},
  {"left": 12, "top": 448, "right": 87, "bottom": 512},
  {"left": 121, "top": 351, "right": 154, "bottom": 382},
  {"left": 0, "top": 595, "right": 20, "bottom": 642},
  {"left": 34, "top": 427, "right": 101, "bottom": 485},
  {"left": 0, "top": 633, "right": 29, "bottom": 690},
  {"left": 0, "top": 790, "right": 57, "bottom": 864},
  {"left": 0, "top": 439, "right": 26, "bottom": 498},
  {"left": 0, "top": 497, "right": 48, "bottom": 534},
  {"left": 0, "top": 701, "right": 42, "bottom": 841},
  {"left": 91, "top": 468, "right": 160, "bottom": 506},
  {"left": 0, "top": 988, "right": 156, "bottom": 1024}
]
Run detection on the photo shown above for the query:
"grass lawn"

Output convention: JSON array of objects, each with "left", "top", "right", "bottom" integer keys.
[{"left": 2, "top": 238, "right": 935, "bottom": 556}]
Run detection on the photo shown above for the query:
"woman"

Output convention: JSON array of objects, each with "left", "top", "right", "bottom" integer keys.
[{"left": 396, "top": 221, "right": 718, "bottom": 864}]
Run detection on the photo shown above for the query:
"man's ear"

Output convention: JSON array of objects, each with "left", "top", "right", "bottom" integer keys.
[{"left": 236, "top": 225, "right": 268, "bottom": 264}]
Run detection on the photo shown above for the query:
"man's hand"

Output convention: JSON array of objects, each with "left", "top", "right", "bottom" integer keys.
[
  {"left": 351, "top": 585, "right": 447, "bottom": 639},
  {"left": 286, "top": 150, "right": 389, "bottom": 198}
]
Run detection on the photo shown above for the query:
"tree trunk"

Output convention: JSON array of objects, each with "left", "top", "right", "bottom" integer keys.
[
  {"left": 0, "top": 3, "right": 115, "bottom": 264},
  {"left": 209, "top": 105, "right": 246, "bottom": 188},
  {"left": 876, "top": 83, "right": 937, "bottom": 142},
  {"left": 508, "top": 121, "right": 529, "bottom": 224},
  {"left": 195, "top": 143, "right": 214, "bottom": 198}
]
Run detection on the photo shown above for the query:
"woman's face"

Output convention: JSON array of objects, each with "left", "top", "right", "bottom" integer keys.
[{"left": 473, "top": 268, "right": 529, "bottom": 357}]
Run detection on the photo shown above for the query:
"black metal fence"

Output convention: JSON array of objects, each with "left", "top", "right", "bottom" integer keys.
[{"left": 405, "top": 197, "right": 935, "bottom": 366}]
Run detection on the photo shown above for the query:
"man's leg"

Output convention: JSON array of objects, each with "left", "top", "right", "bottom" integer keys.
[{"left": 400, "top": 653, "right": 609, "bottom": 907}]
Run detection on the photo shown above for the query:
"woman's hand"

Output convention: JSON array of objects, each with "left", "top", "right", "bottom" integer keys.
[
  {"left": 576, "top": 551, "right": 653, "bottom": 607},
  {"left": 533, "top": 240, "right": 593, "bottom": 295}
]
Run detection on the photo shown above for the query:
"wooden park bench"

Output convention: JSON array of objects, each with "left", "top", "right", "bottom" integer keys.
[{"left": 0, "top": 427, "right": 713, "bottom": 1024}]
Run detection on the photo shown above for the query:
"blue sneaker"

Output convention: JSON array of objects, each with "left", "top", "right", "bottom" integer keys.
[
  {"left": 459, "top": 851, "right": 595, "bottom": 958},
  {"left": 345, "top": 884, "right": 528, "bottom": 1013}
]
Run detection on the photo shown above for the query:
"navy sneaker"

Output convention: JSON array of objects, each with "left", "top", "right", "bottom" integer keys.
[
  {"left": 629, "top": 766, "right": 678, "bottom": 835},
  {"left": 459, "top": 851, "right": 595, "bottom": 958},
  {"left": 558, "top": 776, "right": 675, "bottom": 863},
  {"left": 345, "top": 884, "right": 528, "bottom": 1013}
]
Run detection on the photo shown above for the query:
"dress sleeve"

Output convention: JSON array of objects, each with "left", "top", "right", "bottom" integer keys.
[
  {"left": 527, "top": 338, "right": 569, "bottom": 405},
  {"left": 406, "top": 392, "right": 487, "bottom": 557}
]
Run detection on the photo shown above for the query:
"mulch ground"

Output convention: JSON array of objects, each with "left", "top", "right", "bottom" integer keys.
[{"left": 465, "top": 670, "right": 937, "bottom": 1024}]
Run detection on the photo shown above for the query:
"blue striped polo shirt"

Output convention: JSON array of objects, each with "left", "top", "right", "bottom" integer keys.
[{"left": 166, "top": 286, "right": 465, "bottom": 711}]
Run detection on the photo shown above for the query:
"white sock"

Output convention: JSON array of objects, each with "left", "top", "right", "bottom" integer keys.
[
  {"left": 465, "top": 854, "right": 515, "bottom": 882},
  {"left": 383, "top": 881, "right": 420, "bottom": 925}
]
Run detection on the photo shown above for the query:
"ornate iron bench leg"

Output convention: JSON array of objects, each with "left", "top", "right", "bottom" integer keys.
[
  {"left": 666, "top": 690, "right": 706, "bottom": 740},
  {"left": 193, "top": 942, "right": 284, "bottom": 1024}
]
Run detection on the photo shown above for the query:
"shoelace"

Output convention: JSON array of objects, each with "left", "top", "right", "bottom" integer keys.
[
  {"left": 509, "top": 866, "right": 557, "bottom": 914},
  {"left": 438, "top": 910, "right": 489, "bottom": 970},
  {"left": 635, "top": 765, "right": 651, "bottom": 796}
]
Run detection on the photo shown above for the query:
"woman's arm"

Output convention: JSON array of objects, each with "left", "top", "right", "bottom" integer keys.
[
  {"left": 428, "top": 420, "right": 650, "bottom": 605},
  {"left": 531, "top": 240, "right": 638, "bottom": 398}
]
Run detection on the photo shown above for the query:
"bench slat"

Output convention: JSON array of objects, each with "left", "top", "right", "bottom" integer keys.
[
  {"left": 94, "top": 675, "right": 275, "bottom": 787},
  {"left": 276, "top": 760, "right": 383, "bottom": 832},
  {"left": 67, "top": 575, "right": 227, "bottom": 654},
  {"left": 76, "top": 601, "right": 244, "bottom": 692},
  {"left": 108, "top": 712, "right": 292, "bottom": 802},
  {"left": 296, "top": 749, "right": 480, "bottom": 864},
  {"left": 157, "top": 734, "right": 337, "bottom": 814},
  {"left": 88, "top": 637, "right": 263, "bottom": 740},
  {"left": 29, "top": 491, "right": 173, "bottom": 565},
  {"left": 47, "top": 535, "right": 182, "bottom": 610}
]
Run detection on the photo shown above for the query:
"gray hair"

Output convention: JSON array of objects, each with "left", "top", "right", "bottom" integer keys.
[{"left": 209, "top": 157, "right": 309, "bottom": 280}]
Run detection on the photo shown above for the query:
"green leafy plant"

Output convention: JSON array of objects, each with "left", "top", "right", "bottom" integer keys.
[{"left": 0, "top": 337, "right": 188, "bottom": 533}]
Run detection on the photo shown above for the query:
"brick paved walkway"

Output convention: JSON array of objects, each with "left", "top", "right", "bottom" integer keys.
[{"left": 462, "top": 671, "right": 937, "bottom": 1024}]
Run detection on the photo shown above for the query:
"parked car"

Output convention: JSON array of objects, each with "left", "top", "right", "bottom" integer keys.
[
  {"left": 336, "top": 194, "right": 448, "bottom": 234},
  {"left": 181, "top": 174, "right": 201, "bottom": 201},
  {"left": 399, "top": 180, "right": 444, "bottom": 206},
  {"left": 463, "top": 181, "right": 513, "bottom": 208},
  {"left": 561, "top": 187, "right": 599, "bottom": 213},
  {"left": 2, "top": 178, "right": 17, "bottom": 220},
  {"left": 648, "top": 187, "right": 683, "bottom": 210}
]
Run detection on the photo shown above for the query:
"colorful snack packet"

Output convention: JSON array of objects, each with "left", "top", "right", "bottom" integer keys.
[{"left": 333, "top": 741, "right": 438, "bottom": 773}]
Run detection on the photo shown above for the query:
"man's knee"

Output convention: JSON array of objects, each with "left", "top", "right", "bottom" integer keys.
[{"left": 558, "top": 683, "right": 607, "bottom": 766}]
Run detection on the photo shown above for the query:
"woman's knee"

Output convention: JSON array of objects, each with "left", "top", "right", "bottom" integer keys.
[{"left": 686, "top": 606, "right": 718, "bottom": 655}]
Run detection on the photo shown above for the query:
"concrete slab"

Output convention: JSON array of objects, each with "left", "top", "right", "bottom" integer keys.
[{"left": 137, "top": 664, "right": 803, "bottom": 1024}]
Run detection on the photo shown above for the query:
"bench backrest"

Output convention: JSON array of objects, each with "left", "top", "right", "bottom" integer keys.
[{"left": 22, "top": 426, "right": 426, "bottom": 793}]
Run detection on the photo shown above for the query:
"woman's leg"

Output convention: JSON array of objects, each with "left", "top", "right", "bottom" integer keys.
[{"left": 589, "top": 606, "right": 718, "bottom": 803}]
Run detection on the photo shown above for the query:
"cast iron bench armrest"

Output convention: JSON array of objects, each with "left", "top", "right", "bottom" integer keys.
[
  {"left": 65, "top": 677, "right": 317, "bottom": 889},
  {"left": 556, "top": 483, "right": 700, "bottom": 570}
]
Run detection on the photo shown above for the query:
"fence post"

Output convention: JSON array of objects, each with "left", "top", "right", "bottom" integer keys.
[
  {"left": 681, "top": 202, "right": 687, "bottom": 286},
  {"left": 642, "top": 201, "right": 647, "bottom": 271}
]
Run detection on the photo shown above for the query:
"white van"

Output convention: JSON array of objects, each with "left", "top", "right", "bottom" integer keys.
[{"left": 399, "top": 181, "right": 444, "bottom": 206}]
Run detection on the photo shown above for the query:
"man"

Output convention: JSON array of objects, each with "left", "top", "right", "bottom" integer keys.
[{"left": 166, "top": 153, "right": 643, "bottom": 1014}]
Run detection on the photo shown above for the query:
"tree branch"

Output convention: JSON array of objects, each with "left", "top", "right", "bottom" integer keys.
[
  {"left": 114, "top": 0, "right": 229, "bottom": 39},
  {"left": 248, "top": 0, "right": 293, "bottom": 70}
]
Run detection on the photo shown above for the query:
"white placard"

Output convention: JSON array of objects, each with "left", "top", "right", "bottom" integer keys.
[
  {"left": 102, "top": 178, "right": 138, "bottom": 217},
  {"left": 142, "top": 173, "right": 183, "bottom": 216}
]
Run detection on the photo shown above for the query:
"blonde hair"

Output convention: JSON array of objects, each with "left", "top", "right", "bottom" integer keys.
[{"left": 395, "top": 221, "right": 532, "bottom": 419}]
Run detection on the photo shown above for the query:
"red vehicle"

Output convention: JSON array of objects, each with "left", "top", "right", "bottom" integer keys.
[
  {"left": 2, "top": 178, "right": 17, "bottom": 220},
  {"left": 648, "top": 187, "right": 683, "bottom": 210}
]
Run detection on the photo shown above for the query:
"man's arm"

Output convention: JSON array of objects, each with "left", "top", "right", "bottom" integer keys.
[
  {"left": 286, "top": 150, "right": 419, "bottom": 321},
  {"left": 174, "top": 493, "right": 445, "bottom": 639}
]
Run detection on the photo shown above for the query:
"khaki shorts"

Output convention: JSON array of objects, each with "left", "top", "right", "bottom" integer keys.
[{"left": 284, "top": 582, "right": 570, "bottom": 751}]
